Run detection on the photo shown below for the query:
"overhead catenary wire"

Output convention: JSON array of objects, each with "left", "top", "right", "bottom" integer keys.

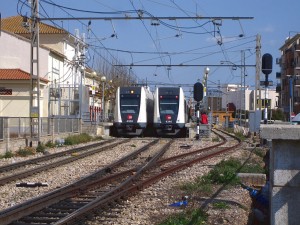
[{"left": 16, "top": 0, "right": 257, "bottom": 87}]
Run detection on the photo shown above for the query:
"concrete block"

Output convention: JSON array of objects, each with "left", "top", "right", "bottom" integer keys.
[
  {"left": 260, "top": 124, "right": 300, "bottom": 140},
  {"left": 272, "top": 187, "right": 300, "bottom": 225},
  {"left": 272, "top": 140, "right": 300, "bottom": 186},
  {"left": 237, "top": 173, "right": 266, "bottom": 187}
]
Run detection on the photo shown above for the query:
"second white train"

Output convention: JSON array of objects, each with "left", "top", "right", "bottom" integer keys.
[{"left": 153, "top": 87, "right": 188, "bottom": 136}]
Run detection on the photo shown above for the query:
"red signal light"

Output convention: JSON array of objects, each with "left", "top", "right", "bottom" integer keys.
[
  {"left": 176, "top": 95, "right": 178, "bottom": 99},
  {"left": 127, "top": 114, "right": 133, "bottom": 120}
]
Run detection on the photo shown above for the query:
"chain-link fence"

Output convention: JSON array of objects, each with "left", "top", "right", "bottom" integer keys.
[{"left": 0, "top": 117, "right": 80, "bottom": 140}]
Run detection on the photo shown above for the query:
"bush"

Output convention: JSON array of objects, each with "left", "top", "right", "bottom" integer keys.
[
  {"left": 36, "top": 143, "right": 46, "bottom": 153},
  {"left": 45, "top": 140, "right": 56, "bottom": 148},
  {"left": 0, "top": 151, "right": 14, "bottom": 159},
  {"left": 16, "top": 147, "right": 36, "bottom": 157},
  {"left": 64, "top": 133, "right": 92, "bottom": 145}
]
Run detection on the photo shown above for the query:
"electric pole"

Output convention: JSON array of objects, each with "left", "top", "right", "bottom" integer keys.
[
  {"left": 255, "top": 34, "right": 261, "bottom": 111},
  {"left": 29, "top": 0, "right": 41, "bottom": 146}
]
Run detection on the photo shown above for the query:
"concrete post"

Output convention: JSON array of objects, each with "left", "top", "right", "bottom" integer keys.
[{"left": 260, "top": 124, "right": 300, "bottom": 225}]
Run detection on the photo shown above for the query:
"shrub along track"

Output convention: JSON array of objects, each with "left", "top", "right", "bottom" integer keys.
[{"left": 0, "top": 130, "right": 241, "bottom": 225}]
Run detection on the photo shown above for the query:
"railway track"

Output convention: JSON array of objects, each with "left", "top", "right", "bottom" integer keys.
[
  {"left": 0, "top": 139, "right": 128, "bottom": 186},
  {"left": 0, "top": 130, "right": 241, "bottom": 225}
]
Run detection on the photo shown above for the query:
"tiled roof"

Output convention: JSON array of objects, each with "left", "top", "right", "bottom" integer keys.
[
  {"left": 0, "top": 69, "right": 49, "bottom": 83},
  {"left": 1, "top": 16, "right": 67, "bottom": 35}
]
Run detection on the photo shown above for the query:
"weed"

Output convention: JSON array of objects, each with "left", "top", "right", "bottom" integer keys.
[
  {"left": 212, "top": 136, "right": 220, "bottom": 142},
  {"left": 212, "top": 201, "right": 229, "bottom": 209},
  {"left": 239, "top": 163, "right": 265, "bottom": 174},
  {"left": 64, "top": 133, "right": 92, "bottom": 145},
  {"left": 36, "top": 143, "right": 47, "bottom": 153},
  {"left": 45, "top": 140, "right": 56, "bottom": 148},
  {"left": 234, "top": 132, "right": 246, "bottom": 141},
  {"left": 16, "top": 147, "right": 36, "bottom": 157},
  {"left": 253, "top": 148, "right": 266, "bottom": 158},
  {"left": 0, "top": 151, "right": 14, "bottom": 159},
  {"left": 158, "top": 208, "right": 208, "bottom": 225},
  {"left": 207, "top": 158, "right": 241, "bottom": 185}
]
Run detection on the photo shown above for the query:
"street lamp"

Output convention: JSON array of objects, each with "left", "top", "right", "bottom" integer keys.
[{"left": 101, "top": 76, "right": 106, "bottom": 121}]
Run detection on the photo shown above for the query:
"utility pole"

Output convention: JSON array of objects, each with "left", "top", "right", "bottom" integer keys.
[
  {"left": 255, "top": 34, "right": 261, "bottom": 111},
  {"left": 29, "top": 0, "right": 40, "bottom": 145}
]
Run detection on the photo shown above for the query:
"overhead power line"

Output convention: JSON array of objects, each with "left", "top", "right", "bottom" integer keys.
[
  {"left": 39, "top": 16, "right": 254, "bottom": 21},
  {"left": 113, "top": 64, "right": 256, "bottom": 67}
]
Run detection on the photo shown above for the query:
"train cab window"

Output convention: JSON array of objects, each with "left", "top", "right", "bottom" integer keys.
[
  {"left": 159, "top": 96, "right": 179, "bottom": 115},
  {"left": 120, "top": 95, "right": 140, "bottom": 114}
]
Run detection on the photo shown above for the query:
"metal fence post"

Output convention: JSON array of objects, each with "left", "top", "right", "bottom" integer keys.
[{"left": 5, "top": 118, "right": 9, "bottom": 153}]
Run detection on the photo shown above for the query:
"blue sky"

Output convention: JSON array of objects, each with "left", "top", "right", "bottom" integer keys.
[{"left": 1, "top": 0, "right": 299, "bottom": 93}]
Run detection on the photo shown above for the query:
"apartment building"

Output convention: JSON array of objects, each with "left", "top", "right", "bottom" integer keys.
[{"left": 277, "top": 33, "right": 300, "bottom": 119}]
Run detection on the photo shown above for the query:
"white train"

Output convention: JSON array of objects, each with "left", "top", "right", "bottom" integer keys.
[
  {"left": 113, "top": 86, "right": 154, "bottom": 136},
  {"left": 153, "top": 87, "right": 188, "bottom": 136}
]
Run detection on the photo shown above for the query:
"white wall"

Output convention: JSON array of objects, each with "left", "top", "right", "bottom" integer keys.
[
  {"left": 221, "top": 84, "right": 278, "bottom": 111},
  {"left": 0, "top": 31, "right": 49, "bottom": 77}
]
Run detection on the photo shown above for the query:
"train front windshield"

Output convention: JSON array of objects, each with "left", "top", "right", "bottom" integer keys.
[
  {"left": 120, "top": 94, "right": 140, "bottom": 114},
  {"left": 159, "top": 96, "right": 179, "bottom": 115}
]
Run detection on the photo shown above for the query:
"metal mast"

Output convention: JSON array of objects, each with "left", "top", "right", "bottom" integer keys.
[
  {"left": 29, "top": 0, "right": 40, "bottom": 145},
  {"left": 255, "top": 34, "right": 261, "bottom": 110}
]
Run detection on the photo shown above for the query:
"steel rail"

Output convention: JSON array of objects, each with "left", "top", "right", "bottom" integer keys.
[
  {"left": 53, "top": 140, "right": 173, "bottom": 225},
  {"left": 0, "top": 139, "right": 159, "bottom": 225},
  {"left": 0, "top": 139, "right": 114, "bottom": 173},
  {"left": 53, "top": 131, "right": 240, "bottom": 224},
  {"left": 0, "top": 139, "right": 127, "bottom": 186}
]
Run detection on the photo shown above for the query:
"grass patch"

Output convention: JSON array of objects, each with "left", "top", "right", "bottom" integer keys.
[
  {"left": 45, "top": 140, "right": 56, "bottom": 148},
  {"left": 212, "top": 201, "right": 230, "bottom": 209},
  {"left": 15, "top": 147, "right": 36, "bottom": 157},
  {"left": 206, "top": 158, "right": 241, "bottom": 185},
  {"left": 239, "top": 163, "right": 265, "bottom": 174},
  {"left": 253, "top": 148, "right": 266, "bottom": 158},
  {"left": 234, "top": 131, "right": 246, "bottom": 141},
  {"left": 212, "top": 136, "right": 220, "bottom": 142},
  {"left": 36, "top": 143, "right": 47, "bottom": 153},
  {"left": 0, "top": 151, "right": 14, "bottom": 159},
  {"left": 64, "top": 133, "right": 92, "bottom": 145},
  {"left": 158, "top": 208, "right": 208, "bottom": 225},
  {"left": 181, "top": 158, "right": 243, "bottom": 196}
]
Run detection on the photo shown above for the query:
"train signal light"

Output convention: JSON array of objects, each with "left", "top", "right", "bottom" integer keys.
[
  {"left": 194, "top": 82, "right": 203, "bottom": 102},
  {"left": 262, "top": 53, "right": 273, "bottom": 75}
]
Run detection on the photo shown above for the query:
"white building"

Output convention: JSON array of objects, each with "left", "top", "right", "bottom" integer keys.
[
  {"left": 0, "top": 16, "right": 93, "bottom": 118},
  {"left": 221, "top": 84, "right": 278, "bottom": 111}
]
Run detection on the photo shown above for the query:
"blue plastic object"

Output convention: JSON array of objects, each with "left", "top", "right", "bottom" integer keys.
[
  {"left": 169, "top": 196, "right": 188, "bottom": 207},
  {"left": 169, "top": 200, "right": 188, "bottom": 207},
  {"left": 241, "top": 183, "right": 269, "bottom": 207}
]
